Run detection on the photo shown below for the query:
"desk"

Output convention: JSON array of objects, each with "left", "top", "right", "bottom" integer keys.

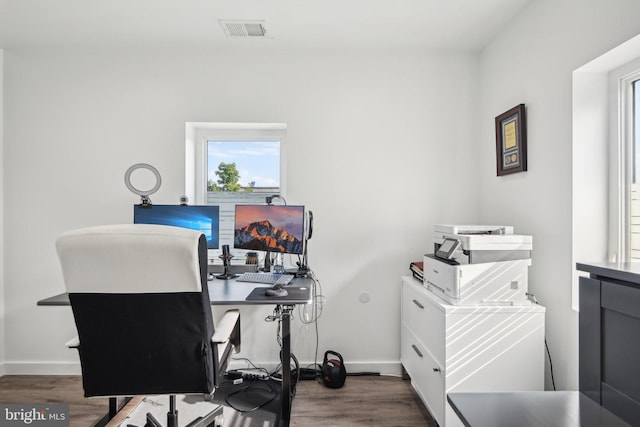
[
  {"left": 38, "top": 276, "right": 313, "bottom": 427},
  {"left": 447, "top": 392, "right": 630, "bottom": 427}
]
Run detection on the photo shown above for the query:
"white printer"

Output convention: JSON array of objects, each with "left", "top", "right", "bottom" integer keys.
[{"left": 423, "top": 225, "right": 532, "bottom": 305}]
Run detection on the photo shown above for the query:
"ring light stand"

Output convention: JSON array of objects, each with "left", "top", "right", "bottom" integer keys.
[{"left": 125, "top": 163, "right": 162, "bottom": 207}]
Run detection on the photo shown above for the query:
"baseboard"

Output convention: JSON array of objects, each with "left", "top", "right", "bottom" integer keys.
[
  {"left": 343, "top": 361, "right": 403, "bottom": 377},
  {"left": 0, "top": 361, "right": 402, "bottom": 377},
  {"left": 2, "top": 362, "right": 81, "bottom": 375}
]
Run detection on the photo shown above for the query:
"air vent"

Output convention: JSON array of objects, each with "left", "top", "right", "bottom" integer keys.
[{"left": 219, "top": 20, "right": 267, "bottom": 38}]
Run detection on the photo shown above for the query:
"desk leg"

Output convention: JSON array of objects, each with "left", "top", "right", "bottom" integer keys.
[
  {"left": 93, "top": 397, "right": 127, "bottom": 427},
  {"left": 109, "top": 397, "right": 118, "bottom": 418},
  {"left": 281, "top": 306, "right": 292, "bottom": 427}
]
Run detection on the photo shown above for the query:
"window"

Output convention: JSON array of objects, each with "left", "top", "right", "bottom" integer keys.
[
  {"left": 185, "top": 123, "right": 286, "bottom": 249},
  {"left": 630, "top": 79, "right": 640, "bottom": 260},
  {"left": 207, "top": 140, "right": 280, "bottom": 192},
  {"left": 572, "top": 35, "right": 640, "bottom": 310},
  {"left": 610, "top": 63, "right": 640, "bottom": 262}
]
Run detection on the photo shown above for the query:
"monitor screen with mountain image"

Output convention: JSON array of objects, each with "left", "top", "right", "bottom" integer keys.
[{"left": 234, "top": 205, "right": 305, "bottom": 255}]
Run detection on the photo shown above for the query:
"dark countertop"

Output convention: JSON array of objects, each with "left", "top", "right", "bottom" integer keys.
[
  {"left": 447, "top": 391, "right": 631, "bottom": 427},
  {"left": 38, "top": 276, "right": 314, "bottom": 306},
  {"left": 576, "top": 261, "right": 640, "bottom": 284}
]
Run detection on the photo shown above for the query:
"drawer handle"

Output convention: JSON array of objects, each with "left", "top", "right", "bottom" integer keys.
[
  {"left": 411, "top": 345, "right": 423, "bottom": 358},
  {"left": 433, "top": 367, "right": 441, "bottom": 373},
  {"left": 412, "top": 299, "right": 424, "bottom": 309}
]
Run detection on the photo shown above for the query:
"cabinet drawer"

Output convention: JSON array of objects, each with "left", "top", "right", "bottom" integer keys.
[
  {"left": 401, "top": 325, "right": 444, "bottom": 424},
  {"left": 402, "top": 280, "right": 427, "bottom": 326},
  {"left": 402, "top": 279, "right": 445, "bottom": 364}
]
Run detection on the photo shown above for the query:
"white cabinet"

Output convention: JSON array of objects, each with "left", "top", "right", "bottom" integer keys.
[{"left": 400, "top": 276, "right": 545, "bottom": 427}]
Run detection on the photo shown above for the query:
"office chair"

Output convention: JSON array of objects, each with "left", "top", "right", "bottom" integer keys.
[{"left": 56, "top": 224, "right": 241, "bottom": 427}]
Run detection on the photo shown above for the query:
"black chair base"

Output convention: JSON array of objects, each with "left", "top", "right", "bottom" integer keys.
[{"left": 144, "top": 395, "right": 223, "bottom": 427}]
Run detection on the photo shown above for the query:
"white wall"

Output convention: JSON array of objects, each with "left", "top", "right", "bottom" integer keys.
[
  {"left": 479, "top": 0, "right": 640, "bottom": 390},
  {"left": 2, "top": 48, "right": 480, "bottom": 373},
  {"left": 0, "top": 49, "right": 5, "bottom": 375}
]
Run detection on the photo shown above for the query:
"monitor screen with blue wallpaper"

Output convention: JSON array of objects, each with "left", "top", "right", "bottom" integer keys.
[{"left": 133, "top": 205, "right": 220, "bottom": 249}]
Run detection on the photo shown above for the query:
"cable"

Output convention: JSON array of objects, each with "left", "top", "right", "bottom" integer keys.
[
  {"left": 266, "top": 305, "right": 303, "bottom": 398},
  {"left": 261, "top": 269, "right": 325, "bottom": 388},
  {"left": 276, "top": 311, "right": 282, "bottom": 348},
  {"left": 545, "top": 339, "right": 556, "bottom": 391},
  {"left": 313, "top": 314, "right": 320, "bottom": 380},
  {"left": 224, "top": 379, "right": 277, "bottom": 413},
  {"left": 223, "top": 356, "right": 278, "bottom": 412},
  {"left": 298, "top": 270, "right": 324, "bottom": 324},
  {"left": 526, "top": 292, "right": 557, "bottom": 391},
  {"left": 299, "top": 269, "right": 324, "bottom": 381},
  {"left": 289, "top": 352, "right": 300, "bottom": 398}
]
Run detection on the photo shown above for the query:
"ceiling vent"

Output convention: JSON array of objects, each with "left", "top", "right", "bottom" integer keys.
[{"left": 219, "top": 20, "right": 267, "bottom": 38}]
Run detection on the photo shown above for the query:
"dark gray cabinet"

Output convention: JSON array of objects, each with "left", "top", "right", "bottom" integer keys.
[{"left": 577, "top": 262, "right": 640, "bottom": 426}]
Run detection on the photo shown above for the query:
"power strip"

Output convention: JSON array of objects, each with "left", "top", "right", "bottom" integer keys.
[{"left": 234, "top": 369, "right": 270, "bottom": 379}]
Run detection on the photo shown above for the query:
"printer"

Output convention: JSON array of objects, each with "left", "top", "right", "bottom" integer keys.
[{"left": 423, "top": 225, "right": 532, "bottom": 305}]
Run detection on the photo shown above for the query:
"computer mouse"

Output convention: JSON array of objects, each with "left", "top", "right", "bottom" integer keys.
[{"left": 265, "top": 287, "right": 288, "bottom": 297}]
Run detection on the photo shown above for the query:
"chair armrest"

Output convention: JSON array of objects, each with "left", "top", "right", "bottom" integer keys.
[
  {"left": 65, "top": 336, "right": 80, "bottom": 348},
  {"left": 211, "top": 309, "right": 241, "bottom": 385},
  {"left": 211, "top": 309, "right": 240, "bottom": 344}
]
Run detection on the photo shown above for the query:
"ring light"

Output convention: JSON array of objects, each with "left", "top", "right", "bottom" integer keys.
[{"left": 124, "top": 163, "right": 161, "bottom": 206}]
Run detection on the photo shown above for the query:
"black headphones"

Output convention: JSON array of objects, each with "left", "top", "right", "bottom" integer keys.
[{"left": 307, "top": 211, "right": 313, "bottom": 240}]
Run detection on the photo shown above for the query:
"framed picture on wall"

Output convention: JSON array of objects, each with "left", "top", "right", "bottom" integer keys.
[{"left": 495, "top": 104, "right": 527, "bottom": 176}]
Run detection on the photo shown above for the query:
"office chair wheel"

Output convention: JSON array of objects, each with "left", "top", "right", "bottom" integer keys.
[{"left": 206, "top": 414, "right": 223, "bottom": 427}]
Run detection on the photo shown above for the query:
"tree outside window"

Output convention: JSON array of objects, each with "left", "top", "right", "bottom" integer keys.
[
  {"left": 208, "top": 162, "right": 248, "bottom": 192},
  {"left": 207, "top": 140, "right": 279, "bottom": 194}
]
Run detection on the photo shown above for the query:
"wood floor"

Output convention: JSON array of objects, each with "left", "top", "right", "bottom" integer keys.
[
  {"left": 0, "top": 375, "right": 435, "bottom": 426},
  {"left": 290, "top": 375, "right": 435, "bottom": 426},
  {"left": 0, "top": 375, "right": 107, "bottom": 426}
]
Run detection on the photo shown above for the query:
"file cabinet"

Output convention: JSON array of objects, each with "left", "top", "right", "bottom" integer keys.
[{"left": 400, "top": 276, "right": 545, "bottom": 426}]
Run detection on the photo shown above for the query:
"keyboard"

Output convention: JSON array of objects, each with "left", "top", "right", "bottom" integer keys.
[{"left": 236, "top": 272, "right": 293, "bottom": 286}]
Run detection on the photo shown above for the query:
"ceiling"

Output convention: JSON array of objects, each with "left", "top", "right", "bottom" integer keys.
[{"left": 0, "top": 0, "right": 534, "bottom": 51}]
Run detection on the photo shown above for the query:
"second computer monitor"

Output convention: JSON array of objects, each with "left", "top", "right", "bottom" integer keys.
[
  {"left": 234, "top": 205, "right": 305, "bottom": 255},
  {"left": 133, "top": 204, "right": 220, "bottom": 249}
]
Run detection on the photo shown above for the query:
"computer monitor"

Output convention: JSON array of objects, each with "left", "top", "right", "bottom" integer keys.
[
  {"left": 234, "top": 205, "right": 305, "bottom": 255},
  {"left": 133, "top": 204, "right": 220, "bottom": 249}
]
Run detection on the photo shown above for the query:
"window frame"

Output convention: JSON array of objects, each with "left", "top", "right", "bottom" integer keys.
[
  {"left": 571, "top": 35, "right": 640, "bottom": 311},
  {"left": 185, "top": 122, "right": 287, "bottom": 250},
  {"left": 186, "top": 122, "right": 287, "bottom": 205},
  {"left": 608, "top": 61, "right": 640, "bottom": 262}
]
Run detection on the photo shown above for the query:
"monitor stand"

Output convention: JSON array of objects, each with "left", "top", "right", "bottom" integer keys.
[{"left": 262, "top": 248, "right": 272, "bottom": 272}]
